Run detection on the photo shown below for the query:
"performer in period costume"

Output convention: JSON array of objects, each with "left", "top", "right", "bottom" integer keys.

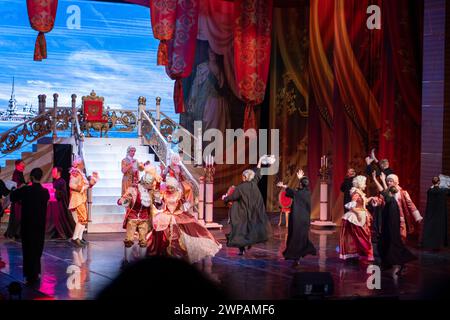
[
  {"left": 277, "top": 169, "right": 316, "bottom": 266},
  {"left": 147, "top": 177, "right": 221, "bottom": 263},
  {"left": 4, "top": 159, "right": 26, "bottom": 239},
  {"left": 48, "top": 167, "right": 75, "bottom": 239},
  {"left": 10, "top": 168, "right": 49, "bottom": 285},
  {"left": 121, "top": 146, "right": 142, "bottom": 196},
  {"left": 372, "top": 174, "right": 416, "bottom": 275},
  {"left": 162, "top": 153, "right": 195, "bottom": 213},
  {"left": 340, "top": 168, "right": 356, "bottom": 214},
  {"left": 422, "top": 176, "right": 449, "bottom": 250},
  {"left": 339, "top": 175, "right": 374, "bottom": 262},
  {"left": 222, "top": 156, "right": 272, "bottom": 255},
  {"left": 69, "top": 157, "right": 98, "bottom": 247},
  {"left": 385, "top": 173, "right": 422, "bottom": 242},
  {"left": 118, "top": 164, "right": 161, "bottom": 265}
]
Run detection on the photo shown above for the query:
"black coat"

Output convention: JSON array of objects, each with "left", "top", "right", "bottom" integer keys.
[
  {"left": 422, "top": 187, "right": 449, "bottom": 249},
  {"left": 10, "top": 183, "right": 50, "bottom": 279},
  {"left": 340, "top": 177, "right": 354, "bottom": 209},
  {"left": 224, "top": 168, "right": 271, "bottom": 248},
  {"left": 282, "top": 187, "right": 316, "bottom": 260},
  {"left": 378, "top": 190, "right": 416, "bottom": 266}
]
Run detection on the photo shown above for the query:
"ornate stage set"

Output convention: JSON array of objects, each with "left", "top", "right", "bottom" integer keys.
[
  {"left": 1, "top": 0, "right": 450, "bottom": 302},
  {"left": 1, "top": 0, "right": 449, "bottom": 231}
]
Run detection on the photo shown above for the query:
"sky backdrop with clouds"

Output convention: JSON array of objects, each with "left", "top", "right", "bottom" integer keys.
[{"left": 0, "top": 0, "right": 177, "bottom": 120}]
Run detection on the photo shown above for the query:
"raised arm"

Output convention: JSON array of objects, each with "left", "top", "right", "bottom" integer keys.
[
  {"left": 372, "top": 171, "right": 383, "bottom": 192},
  {"left": 277, "top": 181, "right": 295, "bottom": 198},
  {"left": 380, "top": 172, "right": 388, "bottom": 190},
  {"left": 252, "top": 168, "right": 262, "bottom": 184}
]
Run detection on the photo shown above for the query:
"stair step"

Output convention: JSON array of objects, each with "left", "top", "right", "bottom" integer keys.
[
  {"left": 83, "top": 138, "right": 141, "bottom": 146},
  {"left": 93, "top": 195, "right": 120, "bottom": 203},
  {"left": 83, "top": 145, "right": 149, "bottom": 153},
  {"left": 92, "top": 204, "right": 125, "bottom": 214},
  {"left": 94, "top": 178, "right": 122, "bottom": 186},
  {"left": 92, "top": 187, "right": 122, "bottom": 196},
  {"left": 85, "top": 154, "right": 155, "bottom": 163}
]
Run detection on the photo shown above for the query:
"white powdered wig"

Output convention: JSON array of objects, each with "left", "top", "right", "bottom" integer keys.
[
  {"left": 242, "top": 169, "right": 255, "bottom": 182},
  {"left": 165, "top": 176, "right": 180, "bottom": 189},
  {"left": 170, "top": 153, "right": 181, "bottom": 165},
  {"left": 72, "top": 156, "right": 84, "bottom": 168},
  {"left": 386, "top": 174, "right": 399, "bottom": 185},
  {"left": 126, "top": 146, "right": 136, "bottom": 155},
  {"left": 352, "top": 175, "right": 367, "bottom": 190},
  {"left": 141, "top": 173, "right": 154, "bottom": 185}
]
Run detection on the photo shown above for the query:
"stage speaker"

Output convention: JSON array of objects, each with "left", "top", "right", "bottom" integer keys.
[{"left": 290, "top": 272, "right": 334, "bottom": 299}]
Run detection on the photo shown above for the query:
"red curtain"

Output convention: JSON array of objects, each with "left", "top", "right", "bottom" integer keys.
[
  {"left": 165, "top": 0, "right": 200, "bottom": 114},
  {"left": 27, "top": 0, "right": 58, "bottom": 61},
  {"left": 234, "top": 0, "right": 273, "bottom": 131},
  {"left": 149, "top": 0, "right": 177, "bottom": 65}
]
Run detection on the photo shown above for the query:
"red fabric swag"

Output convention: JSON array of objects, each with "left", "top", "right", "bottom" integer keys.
[
  {"left": 234, "top": 0, "right": 273, "bottom": 131},
  {"left": 27, "top": 0, "right": 58, "bottom": 61}
]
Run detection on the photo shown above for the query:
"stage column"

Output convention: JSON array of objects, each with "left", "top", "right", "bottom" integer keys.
[
  {"left": 38, "top": 94, "right": 46, "bottom": 115},
  {"left": 203, "top": 155, "right": 222, "bottom": 229},
  {"left": 138, "top": 96, "right": 146, "bottom": 143},
  {"left": 155, "top": 97, "right": 161, "bottom": 131},
  {"left": 198, "top": 176, "right": 205, "bottom": 224},
  {"left": 311, "top": 155, "right": 336, "bottom": 229},
  {"left": 71, "top": 94, "right": 77, "bottom": 137},
  {"left": 52, "top": 93, "right": 58, "bottom": 141},
  {"left": 420, "top": 0, "right": 447, "bottom": 212}
]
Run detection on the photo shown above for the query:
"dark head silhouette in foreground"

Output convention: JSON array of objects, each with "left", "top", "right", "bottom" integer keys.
[{"left": 97, "top": 256, "right": 229, "bottom": 301}]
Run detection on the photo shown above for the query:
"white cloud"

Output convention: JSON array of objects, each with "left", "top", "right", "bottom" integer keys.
[{"left": 27, "top": 80, "right": 54, "bottom": 89}]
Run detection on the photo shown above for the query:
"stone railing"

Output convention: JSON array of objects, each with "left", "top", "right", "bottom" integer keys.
[{"left": 140, "top": 100, "right": 200, "bottom": 196}]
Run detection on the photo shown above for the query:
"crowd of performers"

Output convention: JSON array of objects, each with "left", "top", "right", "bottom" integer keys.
[
  {"left": 117, "top": 146, "right": 221, "bottom": 266},
  {"left": 335, "top": 151, "right": 449, "bottom": 276},
  {"left": 0, "top": 146, "right": 449, "bottom": 283}
]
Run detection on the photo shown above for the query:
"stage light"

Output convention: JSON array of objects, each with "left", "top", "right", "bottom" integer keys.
[{"left": 290, "top": 272, "right": 334, "bottom": 300}]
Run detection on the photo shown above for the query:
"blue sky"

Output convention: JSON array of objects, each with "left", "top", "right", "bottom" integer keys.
[{"left": 0, "top": 0, "right": 177, "bottom": 120}]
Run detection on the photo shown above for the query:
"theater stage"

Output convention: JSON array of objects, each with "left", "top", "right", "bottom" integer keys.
[{"left": 1, "top": 214, "right": 449, "bottom": 300}]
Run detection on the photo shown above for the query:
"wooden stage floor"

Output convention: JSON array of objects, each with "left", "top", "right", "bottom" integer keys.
[{"left": 1, "top": 214, "right": 450, "bottom": 300}]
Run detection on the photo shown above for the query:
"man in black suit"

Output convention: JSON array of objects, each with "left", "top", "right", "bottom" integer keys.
[{"left": 10, "top": 168, "right": 50, "bottom": 285}]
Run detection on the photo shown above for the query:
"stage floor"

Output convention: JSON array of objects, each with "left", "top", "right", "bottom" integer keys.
[{"left": 1, "top": 215, "right": 450, "bottom": 300}]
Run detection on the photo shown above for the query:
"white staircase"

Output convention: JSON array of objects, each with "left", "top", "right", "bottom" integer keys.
[{"left": 83, "top": 138, "right": 159, "bottom": 233}]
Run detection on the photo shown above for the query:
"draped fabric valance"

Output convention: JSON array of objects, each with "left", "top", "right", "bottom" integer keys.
[
  {"left": 26, "top": 0, "right": 274, "bottom": 127},
  {"left": 26, "top": 0, "right": 58, "bottom": 61}
]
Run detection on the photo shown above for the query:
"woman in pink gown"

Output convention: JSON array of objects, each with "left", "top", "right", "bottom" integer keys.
[
  {"left": 147, "top": 177, "right": 221, "bottom": 263},
  {"left": 339, "top": 175, "right": 374, "bottom": 262}
]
